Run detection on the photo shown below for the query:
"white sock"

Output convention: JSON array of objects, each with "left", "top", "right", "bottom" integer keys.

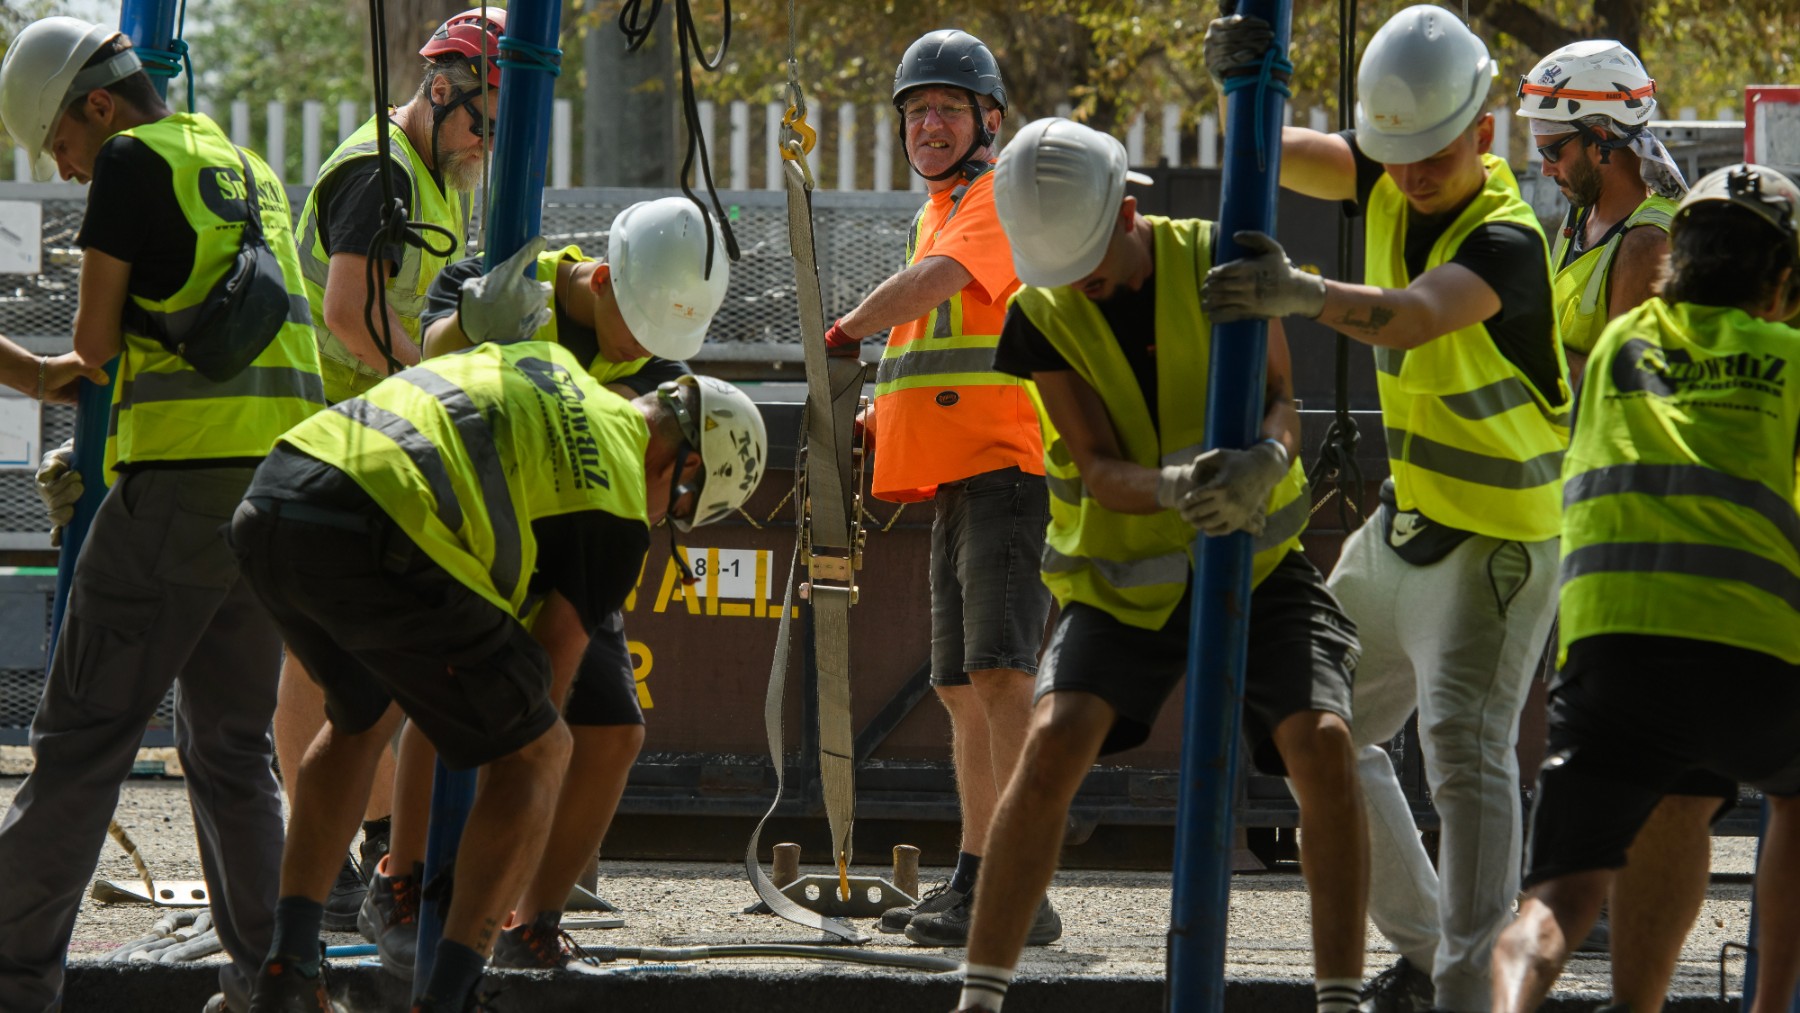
[
  {"left": 958, "top": 962, "right": 1013, "bottom": 1012},
  {"left": 1317, "top": 976, "right": 1362, "bottom": 1013}
]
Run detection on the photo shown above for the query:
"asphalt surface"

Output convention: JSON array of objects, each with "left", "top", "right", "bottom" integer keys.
[{"left": 0, "top": 771, "right": 1765, "bottom": 1013}]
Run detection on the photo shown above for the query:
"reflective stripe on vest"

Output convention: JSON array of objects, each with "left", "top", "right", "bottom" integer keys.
[
  {"left": 297, "top": 116, "right": 467, "bottom": 403},
  {"left": 106, "top": 113, "right": 325, "bottom": 472},
  {"left": 1014, "top": 216, "right": 1309, "bottom": 629},
  {"left": 1550, "top": 195, "right": 1677, "bottom": 355},
  {"left": 280, "top": 340, "right": 648, "bottom": 617},
  {"left": 1558, "top": 298, "right": 1800, "bottom": 664},
  {"left": 1366, "top": 155, "right": 1570, "bottom": 542}
]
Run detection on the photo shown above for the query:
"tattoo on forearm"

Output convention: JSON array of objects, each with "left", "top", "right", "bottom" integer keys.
[{"left": 1337, "top": 305, "right": 1396, "bottom": 334}]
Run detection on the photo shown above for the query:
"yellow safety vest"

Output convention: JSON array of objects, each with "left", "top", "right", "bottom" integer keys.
[
  {"left": 1366, "top": 155, "right": 1571, "bottom": 542},
  {"left": 1551, "top": 195, "right": 1677, "bottom": 355},
  {"left": 1012, "top": 216, "right": 1310, "bottom": 630},
  {"left": 107, "top": 113, "right": 324, "bottom": 473},
  {"left": 531, "top": 244, "right": 653, "bottom": 386},
  {"left": 296, "top": 116, "right": 467, "bottom": 403},
  {"left": 281, "top": 340, "right": 648, "bottom": 618},
  {"left": 1560, "top": 299, "right": 1800, "bottom": 664}
]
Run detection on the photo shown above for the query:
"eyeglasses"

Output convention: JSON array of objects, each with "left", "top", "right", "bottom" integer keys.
[
  {"left": 468, "top": 105, "right": 497, "bottom": 140},
  {"left": 901, "top": 100, "right": 977, "bottom": 124},
  {"left": 1535, "top": 130, "right": 1589, "bottom": 165}
]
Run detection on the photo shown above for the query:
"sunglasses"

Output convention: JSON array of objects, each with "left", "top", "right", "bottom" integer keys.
[
  {"left": 1535, "top": 130, "right": 1590, "bottom": 165},
  {"left": 468, "top": 105, "right": 497, "bottom": 140}
]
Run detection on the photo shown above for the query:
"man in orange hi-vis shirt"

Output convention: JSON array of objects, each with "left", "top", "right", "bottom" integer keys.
[{"left": 823, "top": 29, "right": 1058, "bottom": 948}]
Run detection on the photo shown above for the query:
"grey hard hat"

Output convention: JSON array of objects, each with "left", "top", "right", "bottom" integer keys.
[{"left": 892, "top": 29, "right": 1007, "bottom": 112}]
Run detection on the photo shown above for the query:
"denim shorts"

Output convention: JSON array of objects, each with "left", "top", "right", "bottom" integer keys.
[{"left": 929, "top": 466, "right": 1055, "bottom": 686}]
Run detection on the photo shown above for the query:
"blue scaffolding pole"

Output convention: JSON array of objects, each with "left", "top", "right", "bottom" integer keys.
[
  {"left": 411, "top": 0, "right": 562, "bottom": 998},
  {"left": 1165, "top": 1, "right": 1293, "bottom": 1010}
]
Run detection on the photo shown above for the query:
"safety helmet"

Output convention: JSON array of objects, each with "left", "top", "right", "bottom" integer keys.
[
  {"left": 994, "top": 117, "right": 1153, "bottom": 288},
  {"left": 658, "top": 375, "right": 768, "bottom": 531},
  {"left": 1516, "top": 41, "right": 1657, "bottom": 129},
  {"left": 421, "top": 7, "right": 506, "bottom": 89},
  {"left": 892, "top": 29, "right": 1007, "bottom": 113},
  {"left": 0, "top": 17, "right": 141, "bottom": 182},
  {"left": 1675, "top": 163, "right": 1800, "bottom": 252},
  {"left": 1353, "top": 5, "right": 1495, "bottom": 165},
  {"left": 608, "top": 197, "right": 731, "bottom": 361}
]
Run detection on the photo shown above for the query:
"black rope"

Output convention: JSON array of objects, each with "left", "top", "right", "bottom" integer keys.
[
  {"left": 1307, "top": 0, "right": 1365, "bottom": 533},
  {"left": 362, "top": 0, "right": 459, "bottom": 376},
  {"left": 617, "top": 0, "right": 741, "bottom": 278}
]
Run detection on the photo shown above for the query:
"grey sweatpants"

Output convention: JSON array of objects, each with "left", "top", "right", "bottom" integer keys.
[{"left": 0, "top": 467, "right": 284, "bottom": 1012}]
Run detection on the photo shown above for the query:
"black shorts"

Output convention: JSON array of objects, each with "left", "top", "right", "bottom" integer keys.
[
  {"left": 561, "top": 611, "right": 644, "bottom": 727},
  {"left": 1524, "top": 633, "right": 1800, "bottom": 888},
  {"left": 929, "top": 467, "right": 1055, "bottom": 686},
  {"left": 231, "top": 498, "right": 561, "bottom": 771},
  {"left": 1035, "top": 550, "right": 1359, "bottom": 772}
]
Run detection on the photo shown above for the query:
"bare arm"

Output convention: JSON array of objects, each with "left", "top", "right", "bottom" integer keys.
[
  {"left": 838, "top": 255, "right": 974, "bottom": 339},
  {"left": 72, "top": 248, "right": 132, "bottom": 367},
  {"left": 1033, "top": 319, "right": 1298, "bottom": 515},
  {"left": 322, "top": 251, "right": 420, "bottom": 370},
  {"left": 1316, "top": 262, "right": 1501, "bottom": 350},
  {"left": 422, "top": 312, "right": 473, "bottom": 359},
  {"left": 1606, "top": 225, "right": 1669, "bottom": 320},
  {"left": 1278, "top": 126, "right": 1358, "bottom": 202}
]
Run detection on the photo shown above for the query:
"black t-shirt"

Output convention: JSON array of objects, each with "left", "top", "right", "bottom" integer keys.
[
  {"left": 421, "top": 254, "right": 690, "bottom": 396},
  {"left": 76, "top": 134, "right": 196, "bottom": 302},
  {"left": 1340, "top": 130, "right": 1563, "bottom": 402},
  {"left": 993, "top": 272, "right": 1164, "bottom": 429},
  {"left": 250, "top": 443, "right": 648, "bottom": 633},
  {"left": 314, "top": 156, "right": 413, "bottom": 269}
]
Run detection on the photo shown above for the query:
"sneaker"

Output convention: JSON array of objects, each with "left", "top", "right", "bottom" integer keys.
[
  {"left": 357, "top": 858, "right": 419, "bottom": 981},
  {"left": 1358, "top": 956, "right": 1435, "bottom": 1013},
  {"left": 246, "top": 957, "right": 341, "bottom": 1013},
  {"left": 1576, "top": 912, "right": 1611, "bottom": 955},
  {"left": 321, "top": 855, "right": 365, "bottom": 933},
  {"left": 904, "top": 894, "right": 1061, "bottom": 947},
  {"left": 491, "top": 912, "right": 604, "bottom": 972},
  {"left": 878, "top": 881, "right": 967, "bottom": 934}
]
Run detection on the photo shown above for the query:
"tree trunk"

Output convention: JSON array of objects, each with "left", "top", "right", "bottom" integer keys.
[{"left": 362, "top": 0, "right": 468, "bottom": 106}]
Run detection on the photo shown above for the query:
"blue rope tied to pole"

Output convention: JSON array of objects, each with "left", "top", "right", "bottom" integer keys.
[
  {"left": 497, "top": 35, "right": 562, "bottom": 75},
  {"left": 1221, "top": 47, "right": 1293, "bottom": 171},
  {"left": 134, "top": 0, "right": 193, "bottom": 113}
]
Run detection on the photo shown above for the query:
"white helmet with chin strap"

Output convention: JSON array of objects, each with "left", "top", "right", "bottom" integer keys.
[
  {"left": 608, "top": 198, "right": 730, "bottom": 362},
  {"left": 0, "top": 17, "right": 143, "bottom": 182},
  {"left": 1516, "top": 40, "right": 1657, "bottom": 130},
  {"left": 657, "top": 375, "right": 767, "bottom": 531},
  {"left": 1353, "top": 5, "right": 1495, "bottom": 165}
]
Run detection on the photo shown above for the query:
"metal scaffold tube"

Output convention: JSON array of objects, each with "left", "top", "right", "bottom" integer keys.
[{"left": 1166, "top": 0, "right": 1293, "bottom": 1010}]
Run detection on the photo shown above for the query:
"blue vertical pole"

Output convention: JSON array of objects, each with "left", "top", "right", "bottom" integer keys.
[
  {"left": 47, "top": 3, "right": 176, "bottom": 662},
  {"left": 411, "top": 0, "right": 561, "bottom": 999},
  {"left": 1166, "top": 1, "right": 1292, "bottom": 1011},
  {"left": 1740, "top": 799, "right": 1800, "bottom": 1013}
]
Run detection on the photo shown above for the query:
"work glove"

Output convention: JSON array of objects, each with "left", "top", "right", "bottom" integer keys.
[
  {"left": 36, "top": 439, "right": 81, "bottom": 548},
  {"left": 1159, "top": 441, "right": 1290, "bottom": 537},
  {"left": 1204, "top": 14, "right": 1277, "bottom": 90},
  {"left": 457, "top": 236, "right": 553, "bottom": 344},
  {"left": 824, "top": 319, "right": 862, "bottom": 360},
  {"left": 1202, "top": 231, "right": 1327, "bottom": 324}
]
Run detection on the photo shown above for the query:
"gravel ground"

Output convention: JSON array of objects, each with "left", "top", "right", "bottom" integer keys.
[{"left": 0, "top": 763, "right": 1764, "bottom": 1005}]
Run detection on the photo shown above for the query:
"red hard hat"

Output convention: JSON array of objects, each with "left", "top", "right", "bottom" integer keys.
[{"left": 420, "top": 7, "right": 506, "bottom": 89}]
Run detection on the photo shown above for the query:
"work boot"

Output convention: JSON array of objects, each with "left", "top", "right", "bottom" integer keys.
[
  {"left": 246, "top": 955, "right": 342, "bottom": 1013},
  {"left": 878, "top": 881, "right": 967, "bottom": 934},
  {"left": 1577, "top": 911, "right": 1612, "bottom": 954},
  {"left": 320, "top": 855, "right": 365, "bottom": 933},
  {"left": 490, "top": 912, "right": 604, "bottom": 972},
  {"left": 357, "top": 857, "right": 420, "bottom": 981},
  {"left": 905, "top": 894, "right": 1061, "bottom": 947},
  {"left": 1358, "top": 956, "right": 1434, "bottom": 1013}
]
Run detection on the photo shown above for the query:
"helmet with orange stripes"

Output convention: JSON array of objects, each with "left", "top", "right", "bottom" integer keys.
[{"left": 1516, "top": 41, "right": 1657, "bottom": 129}]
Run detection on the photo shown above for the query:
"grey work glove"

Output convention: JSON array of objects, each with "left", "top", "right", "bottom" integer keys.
[
  {"left": 1202, "top": 230, "right": 1327, "bottom": 324},
  {"left": 36, "top": 439, "right": 80, "bottom": 548},
  {"left": 457, "top": 236, "right": 553, "bottom": 344},
  {"left": 1166, "top": 441, "right": 1290, "bottom": 537},
  {"left": 1204, "top": 14, "right": 1277, "bottom": 90}
]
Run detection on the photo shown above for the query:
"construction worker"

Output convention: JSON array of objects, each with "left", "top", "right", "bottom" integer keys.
[
  {"left": 1490, "top": 163, "right": 1800, "bottom": 1013},
  {"left": 233, "top": 302, "right": 766, "bottom": 1012},
  {"left": 343, "top": 200, "right": 725, "bottom": 975},
  {"left": 0, "top": 17, "right": 324, "bottom": 1013},
  {"left": 947, "top": 116, "right": 1368, "bottom": 1013},
  {"left": 1516, "top": 40, "right": 1688, "bottom": 384},
  {"left": 827, "top": 29, "right": 1057, "bottom": 946},
  {"left": 280, "top": 8, "right": 503, "bottom": 932},
  {"left": 1203, "top": 8, "right": 1569, "bottom": 1013}
]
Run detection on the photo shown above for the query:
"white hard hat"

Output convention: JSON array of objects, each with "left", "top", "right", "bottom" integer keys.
[
  {"left": 659, "top": 375, "right": 768, "bottom": 531},
  {"left": 0, "top": 17, "right": 141, "bottom": 182},
  {"left": 1354, "top": 5, "right": 1495, "bottom": 165},
  {"left": 1516, "top": 40, "right": 1657, "bottom": 130},
  {"left": 993, "top": 117, "right": 1152, "bottom": 287},
  {"left": 607, "top": 197, "right": 730, "bottom": 361},
  {"left": 1676, "top": 163, "right": 1800, "bottom": 252}
]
